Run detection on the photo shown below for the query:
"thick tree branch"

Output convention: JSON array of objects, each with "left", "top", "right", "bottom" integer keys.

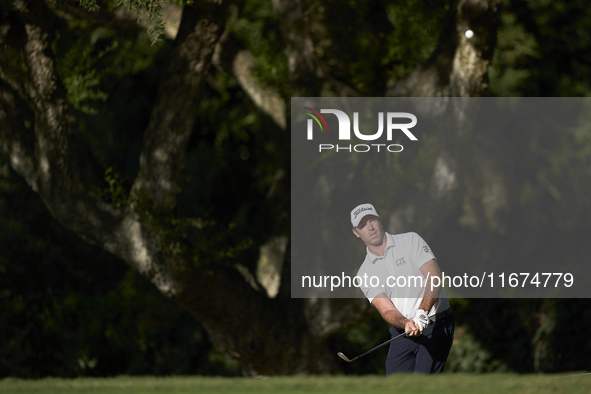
[
  {"left": 2, "top": 0, "right": 116, "bottom": 228},
  {"left": 0, "top": 86, "right": 37, "bottom": 188},
  {"left": 232, "top": 50, "right": 286, "bottom": 129},
  {"left": 132, "top": 0, "right": 229, "bottom": 211}
]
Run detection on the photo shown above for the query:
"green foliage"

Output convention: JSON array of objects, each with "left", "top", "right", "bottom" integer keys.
[
  {"left": 78, "top": 0, "right": 101, "bottom": 12},
  {"left": 117, "top": 0, "right": 165, "bottom": 44},
  {"left": 227, "top": 0, "right": 448, "bottom": 95},
  {"left": 54, "top": 25, "right": 165, "bottom": 177},
  {"left": 488, "top": 11, "right": 539, "bottom": 97},
  {"left": 94, "top": 167, "right": 128, "bottom": 208},
  {"left": 316, "top": 0, "right": 448, "bottom": 94},
  {"left": 71, "top": 0, "right": 180, "bottom": 44},
  {"left": 446, "top": 324, "right": 508, "bottom": 373},
  {"left": 52, "top": 0, "right": 191, "bottom": 44},
  {"left": 134, "top": 188, "right": 253, "bottom": 262},
  {"left": 228, "top": 1, "right": 289, "bottom": 92},
  {"left": 63, "top": 69, "right": 109, "bottom": 114},
  {"left": 1, "top": 45, "right": 28, "bottom": 87},
  {"left": 490, "top": 0, "right": 591, "bottom": 96},
  {"left": 56, "top": 34, "right": 113, "bottom": 114},
  {"left": 332, "top": 312, "right": 392, "bottom": 375}
]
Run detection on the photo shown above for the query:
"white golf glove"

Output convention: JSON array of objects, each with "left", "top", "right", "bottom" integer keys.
[{"left": 412, "top": 309, "right": 430, "bottom": 333}]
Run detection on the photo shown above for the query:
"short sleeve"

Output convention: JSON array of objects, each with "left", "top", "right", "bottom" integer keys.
[
  {"left": 407, "top": 232, "right": 436, "bottom": 268},
  {"left": 356, "top": 262, "right": 384, "bottom": 304}
]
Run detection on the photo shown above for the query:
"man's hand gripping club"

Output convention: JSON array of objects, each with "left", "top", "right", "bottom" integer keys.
[{"left": 405, "top": 309, "right": 430, "bottom": 337}]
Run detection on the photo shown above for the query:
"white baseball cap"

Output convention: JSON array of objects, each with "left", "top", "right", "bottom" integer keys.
[{"left": 350, "top": 203, "right": 380, "bottom": 228}]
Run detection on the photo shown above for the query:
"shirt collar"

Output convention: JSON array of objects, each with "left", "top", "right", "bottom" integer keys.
[{"left": 366, "top": 232, "right": 396, "bottom": 264}]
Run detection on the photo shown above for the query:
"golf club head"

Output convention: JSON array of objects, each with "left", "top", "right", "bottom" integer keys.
[{"left": 337, "top": 352, "right": 353, "bottom": 362}]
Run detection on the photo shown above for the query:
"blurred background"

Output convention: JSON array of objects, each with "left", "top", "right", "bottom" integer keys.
[{"left": 1, "top": 0, "right": 591, "bottom": 377}]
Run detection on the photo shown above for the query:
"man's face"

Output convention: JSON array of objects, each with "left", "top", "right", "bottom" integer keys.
[{"left": 352, "top": 215, "right": 385, "bottom": 247}]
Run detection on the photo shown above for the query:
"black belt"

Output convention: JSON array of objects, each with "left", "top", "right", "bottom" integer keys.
[{"left": 429, "top": 308, "right": 452, "bottom": 323}]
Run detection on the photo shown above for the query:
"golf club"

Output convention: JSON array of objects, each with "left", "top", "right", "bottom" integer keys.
[{"left": 337, "top": 329, "right": 413, "bottom": 363}]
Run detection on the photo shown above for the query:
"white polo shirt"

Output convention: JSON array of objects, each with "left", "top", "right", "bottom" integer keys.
[{"left": 356, "top": 232, "right": 450, "bottom": 319}]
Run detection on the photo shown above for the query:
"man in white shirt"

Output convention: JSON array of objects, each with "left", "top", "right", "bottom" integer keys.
[{"left": 351, "top": 203, "right": 454, "bottom": 374}]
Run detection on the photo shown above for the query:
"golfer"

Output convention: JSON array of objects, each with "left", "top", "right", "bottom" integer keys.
[{"left": 351, "top": 203, "right": 454, "bottom": 374}]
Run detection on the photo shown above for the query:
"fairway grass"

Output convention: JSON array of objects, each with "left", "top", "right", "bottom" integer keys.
[{"left": 1, "top": 373, "right": 590, "bottom": 394}]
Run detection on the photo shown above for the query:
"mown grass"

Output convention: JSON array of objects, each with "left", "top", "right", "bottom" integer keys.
[{"left": 0, "top": 373, "right": 589, "bottom": 394}]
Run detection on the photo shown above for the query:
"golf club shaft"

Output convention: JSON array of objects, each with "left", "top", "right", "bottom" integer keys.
[{"left": 346, "top": 329, "right": 413, "bottom": 362}]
